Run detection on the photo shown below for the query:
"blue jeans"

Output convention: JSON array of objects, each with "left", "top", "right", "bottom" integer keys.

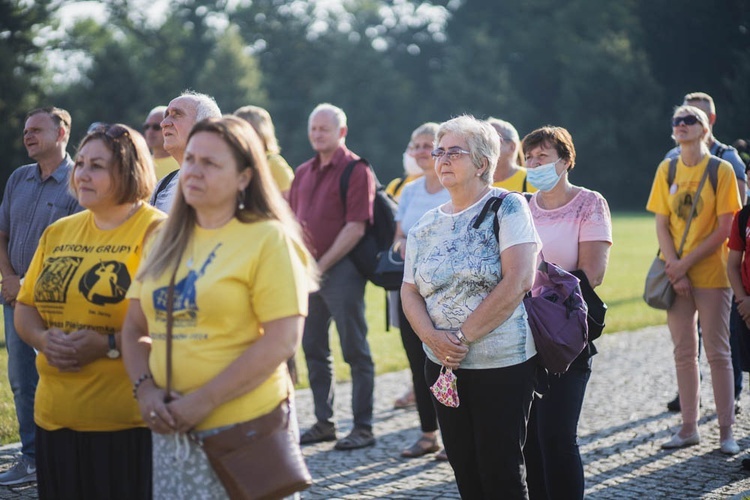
[
  {"left": 525, "top": 354, "right": 592, "bottom": 500},
  {"left": 4, "top": 304, "right": 38, "bottom": 461},
  {"left": 302, "top": 257, "right": 374, "bottom": 429}
]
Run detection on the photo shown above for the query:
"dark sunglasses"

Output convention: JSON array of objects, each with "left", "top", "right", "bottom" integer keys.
[
  {"left": 142, "top": 123, "right": 162, "bottom": 132},
  {"left": 672, "top": 115, "right": 700, "bottom": 127}
]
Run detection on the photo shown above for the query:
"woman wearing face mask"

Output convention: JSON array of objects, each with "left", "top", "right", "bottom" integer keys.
[
  {"left": 646, "top": 106, "right": 740, "bottom": 456},
  {"left": 521, "top": 126, "right": 612, "bottom": 499}
]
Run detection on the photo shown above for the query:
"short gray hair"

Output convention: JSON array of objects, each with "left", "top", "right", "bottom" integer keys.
[
  {"left": 180, "top": 90, "right": 221, "bottom": 121},
  {"left": 309, "top": 103, "right": 347, "bottom": 130},
  {"left": 410, "top": 122, "right": 439, "bottom": 146},
  {"left": 436, "top": 115, "right": 499, "bottom": 184}
]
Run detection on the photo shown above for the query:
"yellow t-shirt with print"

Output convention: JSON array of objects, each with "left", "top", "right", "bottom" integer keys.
[
  {"left": 153, "top": 155, "right": 180, "bottom": 181},
  {"left": 127, "top": 218, "right": 312, "bottom": 431},
  {"left": 646, "top": 155, "right": 741, "bottom": 288},
  {"left": 267, "top": 153, "right": 294, "bottom": 192},
  {"left": 492, "top": 167, "right": 538, "bottom": 193},
  {"left": 17, "top": 204, "right": 166, "bottom": 431}
]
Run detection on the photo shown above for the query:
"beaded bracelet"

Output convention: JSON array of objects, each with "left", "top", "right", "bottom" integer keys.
[{"left": 132, "top": 373, "right": 153, "bottom": 400}]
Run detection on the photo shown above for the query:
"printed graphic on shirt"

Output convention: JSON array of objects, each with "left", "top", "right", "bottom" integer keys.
[
  {"left": 672, "top": 189, "right": 704, "bottom": 221},
  {"left": 34, "top": 256, "right": 83, "bottom": 303},
  {"left": 152, "top": 243, "right": 222, "bottom": 326},
  {"left": 78, "top": 260, "right": 131, "bottom": 305}
]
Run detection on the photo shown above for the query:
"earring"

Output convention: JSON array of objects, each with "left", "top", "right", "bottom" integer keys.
[{"left": 238, "top": 189, "right": 245, "bottom": 210}]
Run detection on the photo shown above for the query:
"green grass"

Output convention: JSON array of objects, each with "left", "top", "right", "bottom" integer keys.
[{"left": 0, "top": 212, "right": 666, "bottom": 443}]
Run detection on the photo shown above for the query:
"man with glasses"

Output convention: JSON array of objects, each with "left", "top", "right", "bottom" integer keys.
[
  {"left": 0, "top": 107, "right": 81, "bottom": 485},
  {"left": 142, "top": 106, "right": 179, "bottom": 181},
  {"left": 289, "top": 103, "right": 377, "bottom": 450},
  {"left": 663, "top": 92, "right": 748, "bottom": 414}
]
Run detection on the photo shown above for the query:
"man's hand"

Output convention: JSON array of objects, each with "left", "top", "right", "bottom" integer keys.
[{"left": 1, "top": 275, "right": 20, "bottom": 306}]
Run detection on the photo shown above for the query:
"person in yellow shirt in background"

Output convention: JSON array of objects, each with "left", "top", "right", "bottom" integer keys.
[
  {"left": 234, "top": 105, "right": 295, "bottom": 199},
  {"left": 488, "top": 117, "right": 538, "bottom": 193},
  {"left": 385, "top": 128, "right": 431, "bottom": 202},
  {"left": 15, "top": 123, "right": 163, "bottom": 499},
  {"left": 122, "top": 116, "right": 317, "bottom": 497},
  {"left": 143, "top": 106, "right": 180, "bottom": 181}
]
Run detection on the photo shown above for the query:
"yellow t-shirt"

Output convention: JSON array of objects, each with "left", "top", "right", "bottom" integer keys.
[
  {"left": 17, "top": 204, "right": 166, "bottom": 431},
  {"left": 492, "top": 167, "right": 538, "bottom": 193},
  {"left": 646, "top": 155, "right": 741, "bottom": 287},
  {"left": 153, "top": 155, "right": 180, "bottom": 181},
  {"left": 267, "top": 153, "right": 294, "bottom": 192},
  {"left": 386, "top": 175, "right": 421, "bottom": 201},
  {"left": 127, "top": 218, "right": 312, "bottom": 430}
]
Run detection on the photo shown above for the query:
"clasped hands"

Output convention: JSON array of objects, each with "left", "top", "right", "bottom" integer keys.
[
  {"left": 41, "top": 328, "right": 107, "bottom": 371},
  {"left": 664, "top": 258, "right": 691, "bottom": 297},
  {"left": 426, "top": 329, "right": 469, "bottom": 370},
  {"left": 137, "top": 383, "right": 213, "bottom": 435}
]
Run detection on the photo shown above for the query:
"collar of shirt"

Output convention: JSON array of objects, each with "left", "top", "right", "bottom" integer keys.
[
  {"left": 26, "top": 154, "right": 74, "bottom": 184},
  {"left": 311, "top": 146, "right": 348, "bottom": 171}
]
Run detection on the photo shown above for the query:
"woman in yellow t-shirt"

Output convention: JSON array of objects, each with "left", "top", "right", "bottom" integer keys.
[
  {"left": 15, "top": 124, "right": 162, "bottom": 499},
  {"left": 488, "top": 117, "right": 538, "bottom": 193},
  {"left": 234, "top": 105, "right": 295, "bottom": 198},
  {"left": 122, "top": 116, "right": 317, "bottom": 497},
  {"left": 646, "top": 105, "right": 741, "bottom": 455}
]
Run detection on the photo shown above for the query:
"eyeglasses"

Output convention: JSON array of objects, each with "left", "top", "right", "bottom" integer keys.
[
  {"left": 672, "top": 115, "right": 700, "bottom": 127},
  {"left": 142, "top": 123, "right": 162, "bottom": 132},
  {"left": 431, "top": 148, "right": 471, "bottom": 161}
]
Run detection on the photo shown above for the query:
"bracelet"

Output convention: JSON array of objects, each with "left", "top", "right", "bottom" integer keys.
[
  {"left": 132, "top": 373, "right": 153, "bottom": 400},
  {"left": 455, "top": 329, "right": 471, "bottom": 346}
]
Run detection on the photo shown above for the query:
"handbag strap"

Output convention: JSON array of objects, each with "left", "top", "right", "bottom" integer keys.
[
  {"left": 675, "top": 158, "right": 714, "bottom": 257},
  {"left": 165, "top": 261, "right": 180, "bottom": 402}
]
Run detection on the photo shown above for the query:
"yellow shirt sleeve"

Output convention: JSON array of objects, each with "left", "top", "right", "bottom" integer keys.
[{"left": 266, "top": 153, "right": 294, "bottom": 192}]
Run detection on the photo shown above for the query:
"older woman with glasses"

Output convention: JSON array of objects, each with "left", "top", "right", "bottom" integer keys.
[
  {"left": 647, "top": 105, "right": 741, "bottom": 454},
  {"left": 401, "top": 115, "right": 540, "bottom": 498},
  {"left": 15, "top": 124, "right": 163, "bottom": 498}
]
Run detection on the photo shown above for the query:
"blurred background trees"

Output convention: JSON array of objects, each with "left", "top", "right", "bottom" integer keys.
[{"left": 1, "top": 0, "right": 748, "bottom": 209}]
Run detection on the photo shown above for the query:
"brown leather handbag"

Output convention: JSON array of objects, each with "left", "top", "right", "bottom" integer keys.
[{"left": 165, "top": 263, "right": 312, "bottom": 500}]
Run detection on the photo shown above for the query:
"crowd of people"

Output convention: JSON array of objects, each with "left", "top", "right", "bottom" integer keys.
[{"left": 0, "top": 88, "right": 746, "bottom": 499}]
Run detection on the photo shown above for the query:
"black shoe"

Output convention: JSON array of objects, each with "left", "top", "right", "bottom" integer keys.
[
  {"left": 300, "top": 421, "right": 337, "bottom": 445},
  {"left": 667, "top": 394, "right": 681, "bottom": 412},
  {"left": 742, "top": 457, "right": 750, "bottom": 471}
]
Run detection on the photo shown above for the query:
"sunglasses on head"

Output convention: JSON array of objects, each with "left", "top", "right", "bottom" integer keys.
[
  {"left": 672, "top": 115, "right": 700, "bottom": 127},
  {"left": 142, "top": 123, "right": 161, "bottom": 132}
]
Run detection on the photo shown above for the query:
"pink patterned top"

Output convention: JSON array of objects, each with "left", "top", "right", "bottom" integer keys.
[{"left": 529, "top": 188, "right": 613, "bottom": 272}]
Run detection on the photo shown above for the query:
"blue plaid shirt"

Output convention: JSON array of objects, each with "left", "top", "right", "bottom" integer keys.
[{"left": 0, "top": 155, "right": 81, "bottom": 287}]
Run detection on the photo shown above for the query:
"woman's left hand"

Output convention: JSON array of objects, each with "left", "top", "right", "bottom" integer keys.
[
  {"left": 665, "top": 258, "right": 688, "bottom": 283},
  {"left": 67, "top": 329, "right": 108, "bottom": 368},
  {"left": 166, "top": 390, "right": 214, "bottom": 434},
  {"left": 672, "top": 276, "right": 692, "bottom": 297}
]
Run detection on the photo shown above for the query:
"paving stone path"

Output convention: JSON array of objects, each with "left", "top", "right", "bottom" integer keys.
[{"left": 1, "top": 325, "right": 750, "bottom": 498}]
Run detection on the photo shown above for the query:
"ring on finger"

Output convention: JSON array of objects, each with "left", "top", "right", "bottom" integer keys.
[{"left": 150, "top": 410, "right": 157, "bottom": 421}]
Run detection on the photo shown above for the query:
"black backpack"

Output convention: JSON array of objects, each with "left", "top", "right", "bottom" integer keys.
[{"left": 339, "top": 158, "right": 398, "bottom": 288}]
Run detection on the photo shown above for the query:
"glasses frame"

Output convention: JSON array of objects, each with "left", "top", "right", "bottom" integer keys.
[{"left": 431, "top": 148, "right": 472, "bottom": 161}]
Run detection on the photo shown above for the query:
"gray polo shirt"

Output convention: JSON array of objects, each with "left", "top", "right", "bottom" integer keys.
[{"left": 0, "top": 155, "right": 81, "bottom": 280}]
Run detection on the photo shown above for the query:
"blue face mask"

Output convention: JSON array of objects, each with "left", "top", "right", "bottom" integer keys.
[{"left": 527, "top": 159, "right": 562, "bottom": 192}]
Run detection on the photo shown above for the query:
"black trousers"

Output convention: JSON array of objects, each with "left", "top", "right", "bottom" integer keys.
[
  {"left": 426, "top": 358, "right": 536, "bottom": 500},
  {"left": 525, "top": 354, "right": 592, "bottom": 500},
  {"left": 398, "top": 297, "right": 438, "bottom": 432},
  {"left": 36, "top": 426, "right": 152, "bottom": 500}
]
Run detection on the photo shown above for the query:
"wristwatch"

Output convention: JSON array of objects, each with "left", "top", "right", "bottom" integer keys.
[
  {"left": 107, "top": 334, "right": 121, "bottom": 359},
  {"left": 455, "top": 329, "right": 471, "bottom": 346}
]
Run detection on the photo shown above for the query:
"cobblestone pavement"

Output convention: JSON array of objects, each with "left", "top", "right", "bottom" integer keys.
[{"left": 2, "top": 325, "right": 750, "bottom": 498}]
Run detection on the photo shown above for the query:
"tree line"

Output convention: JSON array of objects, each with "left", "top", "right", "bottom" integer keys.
[{"left": 2, "top": 0, "right": 749, "bottom": 209}]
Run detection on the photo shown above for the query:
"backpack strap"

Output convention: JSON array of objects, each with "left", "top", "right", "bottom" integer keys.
[
  {"left": 522, "top": 176, "right": 528, "bottom": 193},
  {"left": 738, "top": 204, "right": 750, "bottom": 248},
  {"left": 152, "top": 169, "right": 179, "bottom": 205},
  {"left": 393, "top": 177, "right": 408, "bottom": 197},
  {"left": 668, "top": 155, "right": 718, "bottom": 193},
  {"left": 339, "top": 158, "right": 371, "bottom": 209}
]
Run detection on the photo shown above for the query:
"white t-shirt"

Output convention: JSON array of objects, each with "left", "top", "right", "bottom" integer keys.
[{"left": 403, "top": 188, "right": 540, "bottom": 369}]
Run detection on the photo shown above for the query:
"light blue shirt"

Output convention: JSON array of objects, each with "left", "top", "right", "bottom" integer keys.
[
  {"left": 396, "top": 177, "right": 451, "bottom": 235},
  {"left": 403, "top": 188, "right": 539, "bottom": 369},
  {"left": 665, "top": 140, "right": 747, "bottom": 183}
]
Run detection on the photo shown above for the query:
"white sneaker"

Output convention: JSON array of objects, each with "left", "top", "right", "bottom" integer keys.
[{"left": 0, "top": 458, "right": 36, "bottom": 485}]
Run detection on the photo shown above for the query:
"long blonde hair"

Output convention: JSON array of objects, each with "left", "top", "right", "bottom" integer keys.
[{"left": 138, "top": 116, "right": 317, "bottom": 284}]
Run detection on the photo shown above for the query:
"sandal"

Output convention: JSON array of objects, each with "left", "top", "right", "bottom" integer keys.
[
  {"left": 334, "top": 427, "right": 376, "bottom": 450},
  {"left": 300, "top": 421, "right": 337, "bottom": 445},
  {"left": 394, "top": 388, "right": 416, "bottom": 409},
  {"left": 435, "top": 448, "right": 448, "bottom": 461},
  {"left": 401, "top": 436, "right": 440, "bottom": 458}
]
